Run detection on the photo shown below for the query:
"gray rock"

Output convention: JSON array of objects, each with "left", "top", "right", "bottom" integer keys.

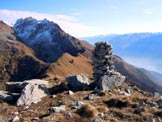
[
  {"left": 125, "top": 88, "right": 131, "bottom": 94},
  {"left": 157, "top": 99, "right": 162, "bottom": 105},
  {"left": 52, "top": 105, "right": 66, "bottom": 113},
  {"left": 92, "top": 118, "right": 103, "bottom": 122},
  {"left": 66, "top": 74, "right": 89, "bottom": 91},
  {"left": 71, "top": 106, "right": 78, "bottom": 109},
  {"left": 24, "top": 106, "right": 29, "bottom": 110},
  {"left": 154, "top": 92, "right": 162, "bottom": 98},
  {"left": 0, "top": 90, "right": 14, "bottom": 102},
  {"left": 147, "top": 101, "right": 158, "bottom": 107},
  {"left": 52, "top": 95, "right": 57, "bottom": 98},
  {"left": 65, "top": 112, "right": 72, "bottom": 118},
  {"left": 99, "top": 113, "right": 104, "bottom": 118},
  {"left": 68, "top": 90, "right": 74, "bottom": 95},
  {"left": 71, "top": 101, "right": 85, "bottom": 109},
  {"left": 139, "top": 101, "right": 146, "bottom": 106},
  {"left": 88, "top": 94, "right": 94, "bottom": 100},
  {"left": 98, "top": 74, "right": 125, "bottom": 90},
  {"left": 134, "top": 108, "right": 142, "bottom": 114},
  {"left": 32, "top": 117, "right": 40, "bottom": 121},
  {"left": 148, "top": 118, "right": 156, "bottom": 122},
  {"left": 75, "top": 101, "right": 85, "bottom": 108},
  {"left": 11, "top": 112, "right": 19, "bottom": 115},
  {"left": 119, "top": 91, "right": 130, "bottom": 96},
  {"left": 12, "top": 116, "right": 19, "bottom": 122},
  {"left": 16, "top": 79, "right": 49, "bottom": 106}
]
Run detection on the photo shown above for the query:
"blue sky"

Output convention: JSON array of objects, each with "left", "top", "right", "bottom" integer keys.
[{"left": 1, "top": 0, "right": 162, "bottom": 37}]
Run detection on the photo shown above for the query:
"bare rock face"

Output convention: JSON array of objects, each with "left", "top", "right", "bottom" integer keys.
[
  {"left": 92, "top": 42, "right": 125, "bottom": 90},
  {"left": 66, "top": 74, "right": 90, "bottom": 91},
  {"left": 16, "top": 79, "right": 49, "bottom": 106},
  {"left": 99, "top": 74, "right": 125, "bottom": 90}
]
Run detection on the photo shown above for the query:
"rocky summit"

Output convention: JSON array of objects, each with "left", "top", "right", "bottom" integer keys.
[{"left": 14, "top": 17, "right": 92, "bottom": 62}]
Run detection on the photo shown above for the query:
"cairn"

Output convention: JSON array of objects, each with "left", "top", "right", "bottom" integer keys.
[{"left": 92, "top": 42, "right": 125, "bottom": 90}]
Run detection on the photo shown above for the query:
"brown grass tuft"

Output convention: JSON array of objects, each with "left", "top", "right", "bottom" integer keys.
[
  {"left": 130, "top": 93, "right": 149, "bottom": 102},
  {"left": 99, "top": 91, "right": 107, "bottom": 96},
  {"left": 105, "top": 98, "right": 131, "bottom": 109},
  {"left": 77, "top": 104, "right": 98, "bottom": 118},
  {"left": 97, "top": 105, "right": 108, "bottom": 113},
  {"left": 154, "top": 110, "right": 162, "bottom": 117}
]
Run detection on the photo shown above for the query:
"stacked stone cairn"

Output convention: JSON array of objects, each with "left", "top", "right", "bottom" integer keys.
[{"left": 92, "top": 42, "right": 125, "bottom": 90}]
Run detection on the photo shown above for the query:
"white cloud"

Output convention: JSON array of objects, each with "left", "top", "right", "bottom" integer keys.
[{"left": 0, "top": 9, "right": 93, "bottom": 37}]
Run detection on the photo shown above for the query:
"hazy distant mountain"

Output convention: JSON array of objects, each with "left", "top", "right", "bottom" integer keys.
[
  {"left": 139, "top": 68, "right": 162, "bottom": 87},
  {"left": 83, "top": 33, "right": 162, "bottom": 57},
  {"left": 83, "top": 33, "right": 162, "bottom": 74},
  {"left": 114, "top": 56, "right": 162, "bottom": 94}
]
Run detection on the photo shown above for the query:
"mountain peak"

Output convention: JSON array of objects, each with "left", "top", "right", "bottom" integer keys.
[
  {"left": 14, "top": 17, "right": 62, "bottom": 44},
  {"left": 13, "top": 17, "right": 92, "bottom": 62}
]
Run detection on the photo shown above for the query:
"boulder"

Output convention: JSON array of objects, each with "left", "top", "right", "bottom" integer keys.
[
  {"left": 98, "top": 73, "right": 125, "bottom": 90},
  {"left": 6, "top": 79, "right": 49, "bottom": 93},
  {"left": 16, "top": 79, "right": 49, "bottom": 106},
  {"left": 66, "top": 74, "right": 89, "bottom": 91}
]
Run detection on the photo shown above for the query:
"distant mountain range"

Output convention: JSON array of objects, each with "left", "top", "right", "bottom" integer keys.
[
  {"left": 83, "top": 33, "right": 162, "bottom": 59},
  {"left": 139, "top": 68, "right": 162, "bottom": 87},
  {"left": 0, "top": 18, "right": 162, "bottom": 93},
  {"left": 83, "top": 33, "right": 162, "bottom": 85}
]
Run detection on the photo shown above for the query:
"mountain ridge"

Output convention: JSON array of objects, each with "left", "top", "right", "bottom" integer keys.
[
  {"left": 0, "top": 18, "right": 162, "bottom": 94},
  {"left": 13, "top": 17, "right": 93, "bottom": 63}
]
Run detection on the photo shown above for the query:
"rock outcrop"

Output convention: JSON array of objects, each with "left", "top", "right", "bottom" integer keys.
[
  {"left": 66, "top": 74, "right": 90, "bottom": 91},
  {"left": 92, "top": 42, "right": 125, "bottom": 90},
  {"left": 16, "top": 79, "right": 49, "bottom": 106}
]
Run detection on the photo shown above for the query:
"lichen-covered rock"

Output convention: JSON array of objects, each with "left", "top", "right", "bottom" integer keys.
[
  {"left": 66, "top": 74, "right": 89, "bottom": 91},
  {"left": 98, "top": 74, "right": 125, "bottom": 90},
  {"left": 16, "top": 79, "right": 49, "bottom": 106}
]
